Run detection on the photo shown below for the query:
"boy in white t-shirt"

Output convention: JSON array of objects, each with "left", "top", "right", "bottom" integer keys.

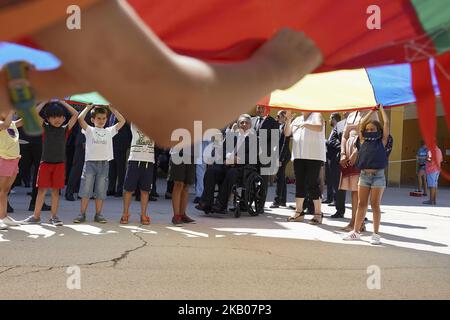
[
  {"left": 120, "top": 123, "right": 155, "bottom": 225},
  {"left": 73, "top": 104, "right": 125, "bottom": 224}
]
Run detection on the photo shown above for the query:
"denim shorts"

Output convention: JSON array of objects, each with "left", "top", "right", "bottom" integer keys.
[
  {"left": 426, "top": 171, "right": 440, "bottom": 188},
  {"left": 358, "top": 169, "right": 386, "bottom": 188},
  {"left": 78, "top": 161, "right": 109, "bottom": 200}
]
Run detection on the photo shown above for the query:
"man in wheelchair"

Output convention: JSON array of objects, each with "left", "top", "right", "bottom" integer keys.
[{"left": 196, "top": 114, "right": 263, "bottom": 215}]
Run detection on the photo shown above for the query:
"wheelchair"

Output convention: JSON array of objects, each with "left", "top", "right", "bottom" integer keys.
[{"left": 230, "top": 165, "right": 267, "bottom": 218}]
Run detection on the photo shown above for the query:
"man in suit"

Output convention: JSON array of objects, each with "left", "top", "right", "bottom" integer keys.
[
  {"left": 326, "top": 112, "right": 349, "bottom": 218},
  {"left": 270, "top": 110, "right": 291, "bottom": 208},
  {"left": 107, "top": 115, "right": 132, "bottom": 197},
  {"left": 211, "top": 114, "right": 256, "bottom": 213},
  {"left": 251, "top": 105, "right": 279, "bottom": 213}
]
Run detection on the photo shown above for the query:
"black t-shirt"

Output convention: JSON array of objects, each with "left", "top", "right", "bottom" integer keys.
[{"left": 41, "top": 123, "right": 69, "bottom": 163}]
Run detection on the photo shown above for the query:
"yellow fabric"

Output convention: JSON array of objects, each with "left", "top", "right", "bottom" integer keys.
[
  {"left": 269, "top": 68, "right": 377, "bottom": 111},
  {"left": 0, "top": 122, "right": 20, "bottom": 159}
]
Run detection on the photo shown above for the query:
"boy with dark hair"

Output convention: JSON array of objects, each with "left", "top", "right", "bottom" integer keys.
[
  {"left": 22, "top": 100, "right": 78, "bottom": 225},
  {"left": 74, "top": 104, "right": 125, "bottom": 223}
]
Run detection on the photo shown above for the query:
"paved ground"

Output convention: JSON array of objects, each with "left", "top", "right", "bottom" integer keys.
[{"left": 1, "top": 180, "right": 450, "bottom": 299}]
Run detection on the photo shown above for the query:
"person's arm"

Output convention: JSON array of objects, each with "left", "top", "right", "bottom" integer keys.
[
  {"left": 110, "top": 106, "right": 126, "bottom": 131},
  {"left": 59, "top": 100, "right": 79, "bottom": 130},
  {"left": 0, "top": 110, "right": 14, "bottom": 131},
  {"left": 78, "top": 104, "right": 94, "bottom": 130},
  {"left": 303, "top": 114, "right": 324, "bottom": 132},
  {"left": 1, "top": 0, "right": 321, "bottom": 148},
  {"left": 34, "top": 100, "right": 47, "bottom": 126},
  {"left": 378, "top": 105, "right": 390, "bottom": 146},
  {"left": 284, "top": 111, "right": 296, "bottom": 137}
]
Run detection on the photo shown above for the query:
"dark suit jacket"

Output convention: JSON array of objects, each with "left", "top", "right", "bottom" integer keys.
[
  {"left": 254, "top": 115, "right": 279, "bottom": 163},
  {"left": 278, "top": 123, "right": 291, "bottom": 163}
]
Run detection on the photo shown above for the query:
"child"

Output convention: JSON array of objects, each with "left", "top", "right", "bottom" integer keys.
[
  {"left": 423, "top": 145, "right": 443, "bottom": 205},
  {"left": 168, "top": 146, "right": 196, "bottom": 225},
  {"left": 22, "top": 100, "right": 78, "bottom": 225},
  {"left": 73, "top": 104, "right": 125, "bottom": 223},
  {"left": 0, "top": 110, "right": 23, "bottom": 230},
  {"left": 416, "top": 141, "right": 428, "bottom": 196},
  {"left": 120, "top": 123, "right": 155, "bottom": 225},
  {"left": 343, "top": 105, "right": 390, "bottom": 245}
]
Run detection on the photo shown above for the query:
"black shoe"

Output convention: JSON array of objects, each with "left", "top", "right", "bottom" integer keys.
[
  {"left": 321, "top": 199, "right": 333, "bottom": 204},
  {"left": 193, "top": 197, "right": 200, "bottom": 204},
  {"left": 65, "top": 193, "right": 76, "bottom": 201},
  {"left": 107, "top": 191, "right": 115, "bottom": 196},
  {"left": 269, "top": 202, "right": 280, "bottom": 209},
  {"left": 150, "top": 192, "right": 159, "bottom": 198},
  {"left": 212, "top": 204, "right": 227, "bottom": 214},
  {"left": 114, "top": 191, "right": 123, "bottom": 197},
  {"left": 7, "top": 201, "right": 14, "bottom": 213},
  {"left": 195, "top": 202, "right": 212, "bottom": 214},
  {"left": 330, "top": 212, "right": 345, "bottom": 218},
  {"left": 149, "top": 196, "right": 157, "bottom": 201},
  {"left": 328, "top": 202, "right": 336, "bottom": 207}
]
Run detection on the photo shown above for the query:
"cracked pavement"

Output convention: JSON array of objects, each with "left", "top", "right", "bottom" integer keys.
[{"left": 1, "top": 181, "right": 450, "bottom": 299}]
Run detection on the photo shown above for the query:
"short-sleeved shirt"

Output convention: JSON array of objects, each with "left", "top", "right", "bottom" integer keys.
[
  {"left": 128, "top": 123, "right": 155, "bottom": 163},
  {"left": 291, "top": 113, "right": 326, "bottom": 162},
  {"left": 0, "top": 122, "right": 20, "bottom": 159},
  {"left": 417, "top": 146, "right": 428, "bottom": 166},
  {"left": 426, "top": 147, "right": 443, "bottom": 174},
  {"left": 41, "top": 123, "right": 70, "bottom": 163},
  {"left": 82, "top": 125, "right": 117, "bottom": 161}
]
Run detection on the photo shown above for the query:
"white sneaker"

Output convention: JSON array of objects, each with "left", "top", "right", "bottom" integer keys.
[
  {"left": 0, "top": 221, "right": 8, "bottom": 230},
  {"left": 370, "top": 233, "right": 381, "bottom": 245},
  {"left": 343, "top": 230, "right": 361, "bottom": 241},
  {"left": 2, "top": 216, "right": 21, "bottom": 226}
]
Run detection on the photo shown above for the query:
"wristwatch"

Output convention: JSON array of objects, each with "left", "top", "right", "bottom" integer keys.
[{"left": 5, "top": 61, "right": 42, "bottom": 136}]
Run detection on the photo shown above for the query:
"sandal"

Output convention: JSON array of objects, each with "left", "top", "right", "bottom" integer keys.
[
  {"left": 140, "top": 215, "right": 151, "bottom": 225},
  {"left": 309, "top": 213, "right": 323, "bottom": 225},
  {"left": 287, "top": 211, "right": 305, "bottom": 222},
  {"left": 120, "top": 214, "right": 130, "bottom": 224}
]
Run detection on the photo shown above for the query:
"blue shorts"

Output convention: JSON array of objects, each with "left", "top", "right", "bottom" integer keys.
[
  {"left": 427, "top": 171, "right": 440, "bottom": 188},
  {"left": 78, "top": 161, "right": 109, "bottom": 200},
  {"left": 124, "top": 161, "right": 154, "bottom": 192},
  {"left": 358, "top": 169, "right": 386, "bottom": 188}
]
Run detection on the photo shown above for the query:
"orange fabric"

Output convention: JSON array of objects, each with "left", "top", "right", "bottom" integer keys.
[{"left": 0, "top": 0, "right": 101, "bottom": 41}]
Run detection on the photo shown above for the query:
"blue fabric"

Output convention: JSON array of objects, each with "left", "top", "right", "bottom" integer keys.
[
  {"left": 0, "top": 42, "right": 61, "bottom": 71},
  {"left": 366, "top": 61, "right": 440, "bottom": 107}
]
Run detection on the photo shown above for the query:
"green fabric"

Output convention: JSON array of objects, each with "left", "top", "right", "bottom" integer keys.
[
  {"left": 69, "top": 92, "right": 110, "bottom": 105},
  {"left": 411, "top": 0, "right": 450, "bottom": 54}
]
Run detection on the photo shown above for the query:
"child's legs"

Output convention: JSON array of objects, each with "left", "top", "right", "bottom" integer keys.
[
  {"left": 79, "top": 162, "right": 96, "bottom": 214},
  {"left": 123, "top": 191, "right": 133, "bottom": 216},
  {"left": 140, "top": 191, "right": 149, "bottom": 217},
  {"left": 354, "top": 186, "right": 370, "bottom": 232},
  {"left": 369, "top": 188, "right": 385, "bottom": 234},
  {"left": 347, "top": 191, "right": 358, "bottom": 227},
  {"left": 95, "top": 199, "right": 104, "bottom": 215},
  {"left": 93, "top": 161, "right": 109, "bottom": 215},
  {"left": 180, "top": 184, "right": 190, "bottom": 215},
  {"left": 50, "top": 188, "right": 60, "bottom": 217},
  {"left": 123, "top": 161, "right": 138, "bottom": 216},
  {"left": 34, "top": 188, "right": 48, "bottom": 218},
  {"left": 0, "top": 176, "right": 15, "bottom": 219},
  {"left": 172, "top": 181, "right": 185, "bottom": 216}
]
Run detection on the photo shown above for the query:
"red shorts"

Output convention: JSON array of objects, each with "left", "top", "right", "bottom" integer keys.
[{"left": 36, "top": 162, "right": 65, "bottom": 189}]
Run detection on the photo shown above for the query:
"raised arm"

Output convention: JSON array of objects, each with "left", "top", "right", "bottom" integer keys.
[
  {"left": 59, "top": 100, "right": 79, "bottom": 130},
  {"left": 358, "top": 109, "right": 376, "bottom": 142},
  {"left": 284, "top": 111, "right": 295, "bottom": 137},
  {"left": 78, "top": 104, "right": 93, "bottom": 130},
  {"left": 378, "top": 105, "right": 390, "bottom": 146},
  {"left": 110, "top": 106, "right": 126, "bottom": 131},
  {"left": 34, "top": 100, "right": 47, "bottom": 126},
  {"left": 0, "top": 110, "right": 14, "bottom": 131}
]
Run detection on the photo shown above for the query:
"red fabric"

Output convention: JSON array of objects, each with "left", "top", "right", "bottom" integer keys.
[
  {"left": 127, "top": 0, "right": 430, "bottom": 71},
  {"left": 435, "top": 52, "right": 450, "bottom": 132},
  {"left": 411, "top": 59, "right": 450, "bottom": 180},
  {"left": 36, "top": 162, "right": 66, "bottom": 189}
]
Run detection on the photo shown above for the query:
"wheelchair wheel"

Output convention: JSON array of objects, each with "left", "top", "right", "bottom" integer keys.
[{"left": 244, "top": 171, "right": 266, "bottom": 216}]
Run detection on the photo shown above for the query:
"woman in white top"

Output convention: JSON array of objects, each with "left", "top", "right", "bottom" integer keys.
[{"left": 284, "top": 111, "right": 326, "bottom": 224}]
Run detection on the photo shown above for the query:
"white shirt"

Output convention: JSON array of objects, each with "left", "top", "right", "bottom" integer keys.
[
  {"left": 129, "top": 123, "right": 155, "bottom": 163},
  {"left": 82, "top": 125, "right": 117, "bottom": 161},
  {"left": 291, "top": 113, "right": 326, "bottom": 162},
  {"left": 225, "top": 129, "right": 256, "bottom": 163}
]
